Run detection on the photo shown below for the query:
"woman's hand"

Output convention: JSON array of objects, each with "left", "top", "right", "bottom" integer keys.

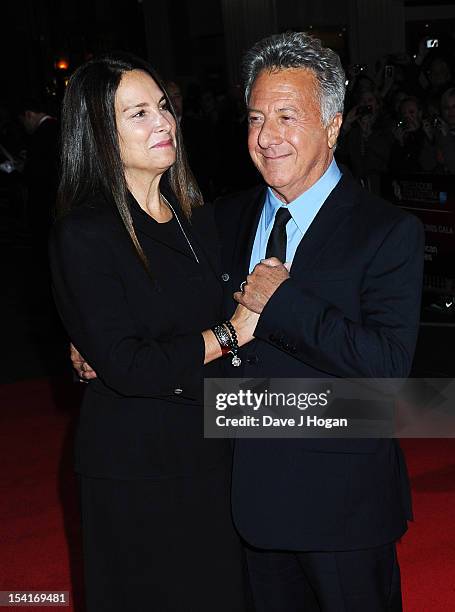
[
  {"left": 70, "top": 344, "right": 97, "bottom": 381},
  {"left": 202, "top": 305, "right": 259, "bottom": 365}
]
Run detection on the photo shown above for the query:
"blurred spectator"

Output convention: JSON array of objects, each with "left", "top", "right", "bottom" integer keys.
[
  {"left": 0, "top": 105, "right": 27, "bottom": 227},
  {"left": 426, "top": 87, "right": 455, "bottom": 174},
  {"left": 344, "top": 65, "right": 375, "bottom": 110},
  {"left": 389, "top": 96, "right": 434, "bottom": 173},
  {"left": 377, "top": 54, "right": 421, "bottom": 113},
  {"left": 165, "top": 79, "right": 216, "bottom": 199},
  {"left": 17, "top": 97, "right": 59, "bottom": 248},
  {"left": 389, "top": 90, "right": 410, "bottom": 121},
  {"left": 164, "top": 80, "right": 184, "bottom": 128},
  {"left": 421, "top": 56, "right": 453, "bottom": 118},
  {"left": 165, "top": 80, "right": 183, "bottom": 122},
  {"left": 0, "top": 105, "right": 26, "bottom": 174},
  {"left": 337, "top": 90, "right": 394, "bottom": 192}
]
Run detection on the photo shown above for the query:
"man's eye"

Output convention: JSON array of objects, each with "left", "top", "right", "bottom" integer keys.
[{"left": 248, "top": 116, "right": 262, "bottom": 124}]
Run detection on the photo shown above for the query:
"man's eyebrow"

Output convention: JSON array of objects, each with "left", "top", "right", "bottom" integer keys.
[
  {"left": 277, "top": 106, "right": 298, "bottom": 113},
  {"left": 247, "top": 106, "right": 298, "bottom": 114}
]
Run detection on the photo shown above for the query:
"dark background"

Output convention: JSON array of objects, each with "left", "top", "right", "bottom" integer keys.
[{"left": 1, "top": 0, "right": 454, "bottom": 384}]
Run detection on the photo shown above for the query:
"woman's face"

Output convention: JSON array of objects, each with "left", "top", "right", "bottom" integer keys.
[{"left": 115, "top": 70, "right": 176, "bottom": 179}]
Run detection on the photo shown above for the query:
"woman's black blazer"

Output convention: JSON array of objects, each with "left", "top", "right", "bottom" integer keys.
[{"left": 49, "top": 192, "right": 230, "bottom": 479}]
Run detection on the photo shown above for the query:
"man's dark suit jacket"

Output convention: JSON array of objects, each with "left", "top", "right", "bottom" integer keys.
[{"left": 215, "top": 172, "right": 424, "bottom": 552}]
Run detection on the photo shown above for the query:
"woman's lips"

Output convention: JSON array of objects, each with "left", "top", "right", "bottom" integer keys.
[{"left": 151, "top": 139, "right": 173, "bottom": 148}]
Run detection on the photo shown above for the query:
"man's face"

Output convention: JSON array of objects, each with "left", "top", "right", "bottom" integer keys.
[
  {"left": 400, "top": 100, "right": 422, "bottom": 131},
  {"left": 247, "top": 68, "right": 342, "bottom": 203},
  {"left": 359, "top": 91, "right": 378, "bottom": 115},
  {"left": 441, "top": 94, "right": 455, "bottom": 129},
  {"left": 166, "top": 81, "right": 183, "bottom": 120},
  {"left": 19, "top": 111, "right": 37, "bottom": 135}
]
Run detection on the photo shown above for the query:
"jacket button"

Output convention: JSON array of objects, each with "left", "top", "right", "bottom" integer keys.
[
  {"left": 269, "top": 334, "right": 276, "bottom": 342},
  {"left": 174, "top": 388, "right": 183, "bottom": 395},
  {"left": 221, "top": 273, "right": 230, "bottom": 282},
  {"left": 246, "top": 355, "right": 259, "bottom": 365}
]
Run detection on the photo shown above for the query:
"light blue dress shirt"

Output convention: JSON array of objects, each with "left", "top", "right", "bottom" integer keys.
[{"left": 249, "top": 160, "right": 342, "bottom": 272}]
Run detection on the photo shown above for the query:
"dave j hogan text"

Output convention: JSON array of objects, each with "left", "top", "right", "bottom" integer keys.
[{"left": 215, "top": 414, "right": 348, "bottom": 429}]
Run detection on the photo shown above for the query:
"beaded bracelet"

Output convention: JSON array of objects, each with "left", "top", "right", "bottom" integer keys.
[{"left": 224, "top": 320, "right": 241, "bottom": 367}]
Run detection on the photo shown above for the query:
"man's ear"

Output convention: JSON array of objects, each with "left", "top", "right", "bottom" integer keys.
[{"left": 327, "top": 113, "right": 343, "bottom": 149}]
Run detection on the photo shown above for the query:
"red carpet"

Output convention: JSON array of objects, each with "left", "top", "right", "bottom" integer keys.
[
  {"left": 0, "top": 378, "right": 454, "bottom": 611},
  {"left": 0, "top": 378, "right": 84, "bottom": 611},
  {"left": 398, "top": 438, "right": 455, "bottom": 609}
]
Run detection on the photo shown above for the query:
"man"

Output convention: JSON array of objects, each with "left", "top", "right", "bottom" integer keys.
[
  {"left": 165, "top": 80, "right": 184, "bottom": 122},
  {"left": 214, "top": 32, "right": 423, "bottom": 611},
  {"left": 17, "top": 98, "right": 58, "bottom": 247},
  {"left": 338, "top": 89, "right": 393, "bottom": 193},
  {"left": 431, "top": 87, "right": 455, "bottom": 173},
  {"left": 73, "top": 33, "right": 423, "bottom": 610},
  {"left": 389, "top": 96, "right": 434, "bottom": 173}
]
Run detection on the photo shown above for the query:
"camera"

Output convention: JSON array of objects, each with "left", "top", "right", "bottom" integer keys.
[
  {"left": 426, "top": 39, "right": 439, "bottom": 48},
  {"left": 385, "top": 65, "right": 394, "bottom": 79}
]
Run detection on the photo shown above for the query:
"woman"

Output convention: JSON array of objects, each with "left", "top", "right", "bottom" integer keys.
[{"left": 49, "top": 53, "right": 257, "bottom": 611}]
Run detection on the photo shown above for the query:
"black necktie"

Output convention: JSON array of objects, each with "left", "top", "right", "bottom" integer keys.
[{"left": 265, "top": 207, "right": 291, "bottom": 262}]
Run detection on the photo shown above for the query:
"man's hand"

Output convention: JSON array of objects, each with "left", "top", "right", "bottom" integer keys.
[
  {"left": 70, "top": 344, "right": 97, "bottom": 381},
  {"left": 234, "top": 257, "right": 290, "bottom": 314}
]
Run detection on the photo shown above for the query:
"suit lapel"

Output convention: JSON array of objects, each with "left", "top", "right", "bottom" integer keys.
[
  {"left": 290, "top": 174, "right": 359, "bottom": 274},
  {"left": 230, "top": 176, "right": 360, "bottom": 279}
]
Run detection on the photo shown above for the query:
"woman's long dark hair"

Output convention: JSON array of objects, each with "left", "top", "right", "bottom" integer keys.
[{"left": 57, "top": 52, "right": 203, "bottom": 270}]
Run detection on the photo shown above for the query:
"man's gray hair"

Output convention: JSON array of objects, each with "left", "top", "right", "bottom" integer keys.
[{"left": 242, "top": 32, "right": 346, "bottom": 127}]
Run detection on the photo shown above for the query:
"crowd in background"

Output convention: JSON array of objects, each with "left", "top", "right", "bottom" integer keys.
[
  {"left": 337, "top": 36, "right": 455, "bottom": 193},
  {"left": 1, "top": 34, "right": 455, "bottom": 242}
]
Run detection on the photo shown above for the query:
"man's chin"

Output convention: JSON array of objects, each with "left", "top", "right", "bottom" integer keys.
[{"left": 262, "top": 175, "right": 290, "bottom": 191}]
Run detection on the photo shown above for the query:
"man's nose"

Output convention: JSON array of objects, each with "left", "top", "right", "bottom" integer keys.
[{"left": 257, "top": 119, "right": 281, "bottom": 148}]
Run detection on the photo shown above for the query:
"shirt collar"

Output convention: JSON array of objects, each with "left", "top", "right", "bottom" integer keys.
[{"left": 264, "top": 159, "right": 342, "bottom": 232}]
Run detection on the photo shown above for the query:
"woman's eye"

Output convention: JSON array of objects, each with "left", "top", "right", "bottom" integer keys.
[{"left": 132, "top": 109, "right": 146, "bottom": 118}]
